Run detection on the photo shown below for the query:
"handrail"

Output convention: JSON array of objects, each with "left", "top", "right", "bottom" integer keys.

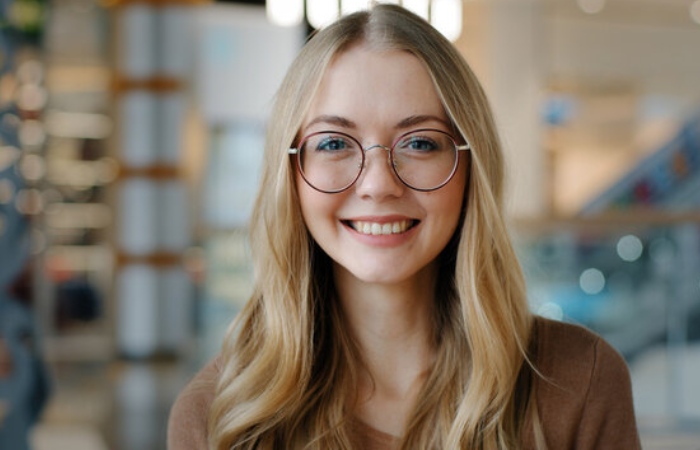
[{"left": 512, "top": 209, "right": 700, "bottom": 234}]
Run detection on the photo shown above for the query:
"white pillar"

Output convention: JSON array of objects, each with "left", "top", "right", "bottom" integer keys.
[{"left": 465, "top": 0, "right": 547, "bottom": 219}]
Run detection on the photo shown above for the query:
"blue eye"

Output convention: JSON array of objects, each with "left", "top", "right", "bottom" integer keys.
[
  {"left": 316, "top": 136, "right": 349, "bottom": 151},
  {"left": 401, "top": 136, "right": 439, "bottom": 152}
]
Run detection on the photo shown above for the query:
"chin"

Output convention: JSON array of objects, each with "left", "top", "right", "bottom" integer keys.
[{"left": 336, "top": 260, "right": 425, "bottom": 286}]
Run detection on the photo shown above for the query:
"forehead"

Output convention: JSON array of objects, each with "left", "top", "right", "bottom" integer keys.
[{"left": 302, "top": 44, "right": 447, "bottom": 131}]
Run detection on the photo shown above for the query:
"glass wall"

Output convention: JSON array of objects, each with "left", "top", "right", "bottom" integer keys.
[{"left": 514, "top": 214, "right": 700, "bottom": 441}]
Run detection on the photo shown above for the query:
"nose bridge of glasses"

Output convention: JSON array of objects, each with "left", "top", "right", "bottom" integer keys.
[
  {"left": 362, "top": 143, "right": 392, "bottom": 165},
  {"left": 363, "top": 143, "right": 391, "bottom": 153},
  {"left": 354, "top": 142, "right": 405, "bottom": 194}
]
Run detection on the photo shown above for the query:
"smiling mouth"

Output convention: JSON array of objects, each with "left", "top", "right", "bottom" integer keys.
[{"left": 345, "top": 219, "right": 418, "bottom": 236}]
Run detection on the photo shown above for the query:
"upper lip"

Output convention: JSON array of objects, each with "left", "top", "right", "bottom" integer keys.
[{"left": 340, "top": 214, "right": 416, "bottom": 223}]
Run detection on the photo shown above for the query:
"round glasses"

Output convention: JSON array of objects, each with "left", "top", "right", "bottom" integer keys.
[{"left": 289, "top": 128, "right": 470, "bottom": 193}]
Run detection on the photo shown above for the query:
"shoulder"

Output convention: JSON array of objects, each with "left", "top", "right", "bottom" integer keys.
[
  {"left": 531, "top": 315, "right": 631, "bottom": 403},
  {"left": 534, "top": 316, "right": 608, "bottom": 362},
  {"left": 167, "top": 358, "right": 221, "bottom": 450},
  {"left": 532, "top": 316, "right": 629, "bottom": 389},
  {"left": 531, "top": 316, "right": 641, "bottom": 449}
]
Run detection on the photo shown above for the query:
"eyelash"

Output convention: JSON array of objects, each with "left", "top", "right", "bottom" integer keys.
[{"left": 316, "top": 136, "right": 350, "bottom": 151}]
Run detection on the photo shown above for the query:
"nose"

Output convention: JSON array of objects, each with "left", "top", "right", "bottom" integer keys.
[{"left": 354, "top": 145, "right": 405, "bottom": 199}]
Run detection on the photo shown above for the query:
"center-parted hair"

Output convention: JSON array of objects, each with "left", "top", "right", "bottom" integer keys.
[{"left": 208, "top": 4, "right": 540, "bottom": 449}]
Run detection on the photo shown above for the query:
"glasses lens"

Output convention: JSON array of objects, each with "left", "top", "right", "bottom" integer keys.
[
  {"left": 392, "top": 130, "right": 458, "bottom": 190},
  {"left": 298, "top": 132, "right": 363, "bottom": 192}
]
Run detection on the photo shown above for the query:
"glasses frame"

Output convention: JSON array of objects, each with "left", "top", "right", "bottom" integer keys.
[{"left": 288, "top": 128, "right": 471, "bottom": 194}]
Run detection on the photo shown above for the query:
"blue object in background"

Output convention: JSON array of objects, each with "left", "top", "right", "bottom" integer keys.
[
  {"left": 0, "top": 22, "right": 51, "bottom": 446},
  {"left": 0, "top": 297, "right": 51, "bottom": 450},
  {"left": 0, "top": 110, "right": 50, "bottom": 450}
]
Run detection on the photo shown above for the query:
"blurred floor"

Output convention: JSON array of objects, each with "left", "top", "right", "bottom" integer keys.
[
  {"left": 28, "top": 357, "right": 700, "bottom": 450},
  {"left": 30, "top": 359, "right": 194, "bottom": 450}
]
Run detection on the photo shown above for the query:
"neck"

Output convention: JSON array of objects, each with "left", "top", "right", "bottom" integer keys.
[
  {"left": 334, "top": 263, "right": 439, "bottom": 436},
  {"left": 335, "top": 264, "right": 437, "bottom": 355}
]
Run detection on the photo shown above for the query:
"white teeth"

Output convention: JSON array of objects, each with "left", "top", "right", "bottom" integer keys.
[{"left": 352, "top": 220, "right": 412, "bottom": 235}]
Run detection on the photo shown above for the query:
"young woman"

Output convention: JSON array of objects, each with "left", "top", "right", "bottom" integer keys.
[{"left": 168, "top": 5, "right": 640, "bottom": 449}]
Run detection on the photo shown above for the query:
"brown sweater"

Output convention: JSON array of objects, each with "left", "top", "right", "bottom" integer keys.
[{"left": 167, "top": 317, "right": 641, "bottom": 449}]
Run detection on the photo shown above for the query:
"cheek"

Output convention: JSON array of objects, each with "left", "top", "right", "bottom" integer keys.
[
  {"left": 296, "top": 172, "right": 318, "bottom": 215},
  {"left": 296, "top": 177, "right": 341, "bottom": 234},
  {"left": 432, "top": 167, "right": 468, "bottom": 234},
  {"left": 445, "top": 161, "right": 468, "bottom": 211}
]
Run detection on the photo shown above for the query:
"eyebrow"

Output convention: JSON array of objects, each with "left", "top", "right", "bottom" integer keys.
[
  {"left": 304, "top": 114, "right": 451, "bottom": 132},
  {"left": 395, "top": 114, "right": 451, "bottom": 130},
  {"left": 305, "top": 115, "right": 357, "bottom": 130}
]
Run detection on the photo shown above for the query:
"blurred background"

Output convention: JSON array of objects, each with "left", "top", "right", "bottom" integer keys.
[{"left": 0, "top": 0, "right": 699, "bottom": 448}]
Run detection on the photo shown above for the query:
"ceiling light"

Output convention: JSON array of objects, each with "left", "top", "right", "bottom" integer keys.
[
  {"left": 307, "top": 0, "right": 340, "bottom": 29},
  {"left": 266, "top": 0, "right": 462, "bottom": 42},
  {"left": 402, "top": 0, "right": 430, "bottom": 20},
  {"left": 431, "top": 0, "right": 462, "bottom": 41},
  {"left": 267, "top": 0, "right": 304, "bottom": 27},
  {"left": 341, "top": 0, "right": 370, "bottom": 16}
]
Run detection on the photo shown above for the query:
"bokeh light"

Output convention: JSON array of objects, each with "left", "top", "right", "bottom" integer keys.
[
  {"left": 617, "top": 234, "right": 644, "bottom": 262},
  {"left": 19, "top": 119, "right": 46, "bottom": 148},
  {"left": 537, "top": 302, "right": 564, "bottom": 321},
  {"left": 15, "top": 187, "right": 44, "bottom": 215},
  {"left": 580, "top": 268, "right": 606, "bottom": 295},
  {"left": 19, "top": 153, "right": 45, "bottom": 181},
  {"left": 17, "top": 84, "right": 47, "bottom": 111}
]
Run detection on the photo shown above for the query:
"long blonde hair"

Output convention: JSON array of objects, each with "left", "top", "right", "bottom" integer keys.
[{"left": 209, "top": 4, "right": 538, "bottom": 449}]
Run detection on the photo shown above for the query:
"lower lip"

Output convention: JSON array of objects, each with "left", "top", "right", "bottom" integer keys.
[{"left": 343, "top": 222, "right": 419, "bottom": 247}]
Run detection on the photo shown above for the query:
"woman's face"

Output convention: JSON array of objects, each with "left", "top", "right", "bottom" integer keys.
[{"left": 296, "top": 44, "right": 468, "bottom": 286}]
